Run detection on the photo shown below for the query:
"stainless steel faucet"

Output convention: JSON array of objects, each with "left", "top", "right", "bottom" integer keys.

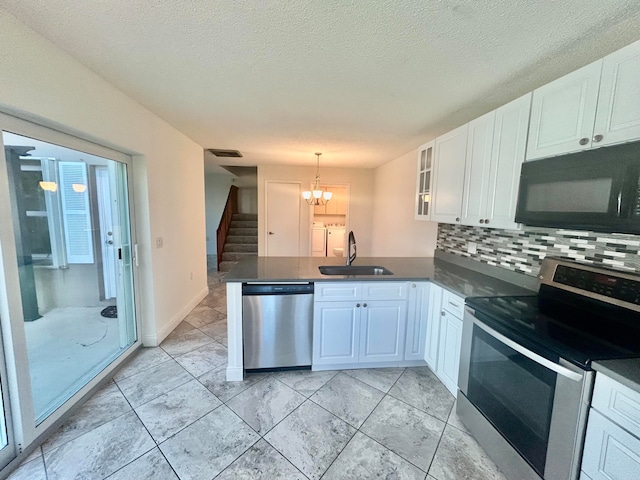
[{"left": 346, "top": 231, "right": 356, "bottom": 266}]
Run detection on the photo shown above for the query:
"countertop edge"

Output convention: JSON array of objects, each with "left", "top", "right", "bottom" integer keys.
[
  {"left": 222, "top": 256, "right": 535, "bottom": 299},
  {"left": 592, "top": 358, "right": 640, "bottom": 394}
]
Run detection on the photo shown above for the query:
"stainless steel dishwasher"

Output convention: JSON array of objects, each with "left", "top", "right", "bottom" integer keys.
[{"left": 242, "top": 283, "right": 314, "bottom": 369}]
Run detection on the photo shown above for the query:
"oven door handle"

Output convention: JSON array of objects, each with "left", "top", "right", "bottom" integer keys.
[{"left": 474, "top": 321, "right": 584, "bottom": 382}]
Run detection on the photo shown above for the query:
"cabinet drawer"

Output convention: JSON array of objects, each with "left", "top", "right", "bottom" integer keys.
[
  {"left": 315, "top": 283, "right": 362, "bottom": 302},
  {"left": 582, "top": 409, "right": 640, "bottom": 480},
  {"left": 592, "top": 374, "right": 640, "bottom": 439},
  {"left": 441, "top": 289, "right": 465, "bottom": 318},
  {"left": 361, "top": 282, "right": 408, "bottom": 301}
]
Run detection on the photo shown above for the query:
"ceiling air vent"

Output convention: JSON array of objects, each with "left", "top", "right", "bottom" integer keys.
[{"left": 207, "top": 149, "right": 243, "bottom": 158}]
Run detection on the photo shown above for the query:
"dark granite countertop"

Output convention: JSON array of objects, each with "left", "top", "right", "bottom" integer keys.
[
  {"left": 593, "top": 359, "right": 640, "bottom": 394},
  {"left": 223, "top": 256, "right": 535, "bottom": 298}
]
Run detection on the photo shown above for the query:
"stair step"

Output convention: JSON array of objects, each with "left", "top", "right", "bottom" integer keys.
[
  {"left": 218, "top": 261, "right": 239, "bottom": 272},
  {"left": 228, "top": 227, "right": 258, "bottom": 236},
  {"left": 227, "top": 235, "right": 258, "bottom": 244},
  {"left": 224, "top": 243, "right": 258, "bottom": 253},
  {"left": 222, "top": 251, "right": 257, "bottom": 262},
  {"left": 232, "top": 213, "right": 258, "bottom": 221},
  {"left": 230, "top": 220, "right": 258, "bottom": 228}
]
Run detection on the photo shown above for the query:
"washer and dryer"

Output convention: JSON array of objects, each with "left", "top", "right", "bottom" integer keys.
[
  {"left": 311, "top": 223, "right": 345, "bottom": 257},
  {"left": 327, "top": 226, "right": 345, "bottom": 257},
  {"left": 311, "top": 222, "right": 326, "bottom": 257}
]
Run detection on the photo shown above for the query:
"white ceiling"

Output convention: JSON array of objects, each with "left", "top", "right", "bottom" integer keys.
[{"left": 3, "top": 1, "right": 640, "bottom": 172}]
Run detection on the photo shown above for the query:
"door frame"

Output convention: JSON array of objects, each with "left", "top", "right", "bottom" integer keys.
[
  {"left": 0, "top": 111, "right": 142, "bottom": 464},
  {"left": 307, "top": 182, "right": 350, "bottom": 257}
]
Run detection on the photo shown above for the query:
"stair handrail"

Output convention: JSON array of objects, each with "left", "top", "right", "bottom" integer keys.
[{"left": 216, "top": 185, "right": 239, "bottom": 270}]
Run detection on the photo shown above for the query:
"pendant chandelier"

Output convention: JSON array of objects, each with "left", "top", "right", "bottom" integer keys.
[{"left": 302, "top": 152, "right": 332, "bottom": 205}]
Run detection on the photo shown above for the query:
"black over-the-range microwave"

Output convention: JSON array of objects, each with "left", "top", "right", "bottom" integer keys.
[{"left": 515, "top": 141, "right": 640, "bottom": 234}]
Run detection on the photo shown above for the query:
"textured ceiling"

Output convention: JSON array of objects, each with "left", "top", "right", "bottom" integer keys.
[{"left": 3, "top": 0, "right": 640, "bottom": 172}]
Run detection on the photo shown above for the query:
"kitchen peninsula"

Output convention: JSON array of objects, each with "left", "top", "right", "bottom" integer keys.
[{"left": 223, "top": 255, "right": 534, "bottom": 381}]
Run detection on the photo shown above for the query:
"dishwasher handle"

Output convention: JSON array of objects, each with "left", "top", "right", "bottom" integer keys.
[{"left": 242, "top": 283, "right": 314, "bottom": 295}]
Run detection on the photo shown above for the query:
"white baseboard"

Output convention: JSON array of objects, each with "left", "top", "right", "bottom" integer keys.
[{"left": 150, "top": 285, "right": 209, "bottom": 346}]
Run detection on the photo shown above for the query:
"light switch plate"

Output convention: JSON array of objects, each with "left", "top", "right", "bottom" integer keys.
[{"left": 467, "top": 241, "right": 477, "bottom": 254}]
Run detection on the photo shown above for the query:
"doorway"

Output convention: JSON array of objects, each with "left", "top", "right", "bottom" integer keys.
[
  {"left": 0, "top": 129, "right": 137, "bottom": 428},
  {"left": 310, "top": 184, "right": 349, "bottom": 258}
]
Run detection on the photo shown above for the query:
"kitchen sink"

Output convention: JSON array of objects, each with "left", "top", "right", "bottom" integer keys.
[{"left": 318, "top": 265, "right": 394, "bottom": 276}]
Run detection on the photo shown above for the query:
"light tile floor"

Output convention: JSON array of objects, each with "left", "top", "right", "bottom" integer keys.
[{"left": 9, "top": 272, "right": 507, "bottom": 480}]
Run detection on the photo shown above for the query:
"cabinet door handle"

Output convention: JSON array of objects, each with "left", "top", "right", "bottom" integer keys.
[
  {"left": 441, "top": 311, "right": 446, "bottom": 316},
  {"left": 485, "top": 219, "right": 489, "bottom": 224},
  {"left": 579, "top": 137, "right": 589, "bottom": 146},
  {"left": 455, "top": 217, "right": 460, "bottom": 222},
  {"left": 268, "top": 231, "right": 274, "bottom": 235},
  {"left": 363, "top": 303, "right": 367, "bottom": 307},
  {"left": 593, "top": 134, "right": 603, "bottom": 143},
  {"left": 356, "top": 303, "right": 361, "bottom": 308},
  {"left": 479, "top": 219, "right": 484, "bottom": 224}
]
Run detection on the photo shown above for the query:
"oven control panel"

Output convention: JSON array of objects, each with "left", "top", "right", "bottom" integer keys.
[{"left": 553, "top": 265, "right": 640, "bottom": 305}]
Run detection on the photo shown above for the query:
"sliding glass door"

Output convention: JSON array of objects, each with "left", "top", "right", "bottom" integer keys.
[
  {"left": 0, "top": 129, "right": 137, "bottom": 426},
  {"left": 0, "top": 325, "right": 15, "bottom": 470}
]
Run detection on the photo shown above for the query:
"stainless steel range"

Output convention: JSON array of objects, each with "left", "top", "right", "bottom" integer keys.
[{"left": 458, "top": 257, "right": 640, "bottom": 480}]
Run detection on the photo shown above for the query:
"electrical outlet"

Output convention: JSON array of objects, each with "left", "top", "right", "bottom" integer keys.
[
  {"left": 467, "top": 241, "right": 477, "bottom": 254},
  {"left": 156, "top": 237, "right": 163, "bottom": 249}
]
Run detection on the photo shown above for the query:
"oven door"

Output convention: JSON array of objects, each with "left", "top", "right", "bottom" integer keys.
[{"left": 458, "top": 308, "right": 592, "bottom": 480}]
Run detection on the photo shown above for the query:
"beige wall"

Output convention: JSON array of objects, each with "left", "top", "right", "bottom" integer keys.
[
  {"left": 257, "top": 165, "right": 375, "bottom": 256},
  {"left": 371, "top": 148, "right": 438, "bottom": 256},
  {"left": 0, "top": 9, "right": 207, "bottom": 345}
]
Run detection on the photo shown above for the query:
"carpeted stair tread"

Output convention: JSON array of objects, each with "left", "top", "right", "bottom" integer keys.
[
  {"left": 228, "top": 227, "right": 258, "bottom": 236},
  {"left": 222, "top": 251, "right": 256, "bottom": 261},
  {"left": 230, "top": 220, "right": 257, "bottom": 228},
  {"left": 232, "top": 213, "right": 258, "bottom": 221},
  {"left": 226, "top": 235, "right": 258, "bottom": 244},
  {"left": 224, "top": 243, "right": 258, "bottom": 253}
]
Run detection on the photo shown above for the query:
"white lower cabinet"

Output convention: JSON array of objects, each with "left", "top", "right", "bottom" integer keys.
[
  {"left": 424, "top": 284, "right": 442, "bottom": 370},
  {"left": 313, "top": 281, "right": 427, "bottom": 367},
  {"left": 313, "top": 301, "right": 360, "bottom": 365},
  {"left": 405, "top": 282, "right": 429, "bottom": 361},
  {"left": 359, "top": 300, "right": 407, "bottom": 363},
  {"left": 424, "top": 284, "right": 464, "bottom": 397},
  {"left": 581, "top": 373, "right": 640, "bottom": 480},
  {"left": 436, "top": 309, "right": 463, "bottom": 396}
]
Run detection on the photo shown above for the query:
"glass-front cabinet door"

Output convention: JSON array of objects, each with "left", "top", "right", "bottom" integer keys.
[{"left": 415, "top": 141, "right": 434, "bottom": 220}]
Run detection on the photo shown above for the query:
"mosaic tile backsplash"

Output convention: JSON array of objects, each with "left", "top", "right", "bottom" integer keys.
[{"left": 437, "top": 223, "right": 640, "bottom": 277}]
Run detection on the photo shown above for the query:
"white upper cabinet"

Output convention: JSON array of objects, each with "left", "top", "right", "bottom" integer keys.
[
  {"left": 460, "top": 93, "right": 531, "bottom": 229},
  {"left": 527, "top": 39, "right": 640, "bottom": 161},
  {"left": 415, "top": 141, "right": 435, "bottom": 221},
  {"left": 485, "top": 93, "right": 531, "bottom": 229},
  {"left": 526, "top": 60, "right": 602, "bottom": 160},
  {"left": 594, "top": 41, "right": 640, "bottom": 147},
  {"left": 431, "top": 124, "right": 468, "bottom": 224},
  {"left": 461, "top": 111, "right": 496, "bottom": 226}
]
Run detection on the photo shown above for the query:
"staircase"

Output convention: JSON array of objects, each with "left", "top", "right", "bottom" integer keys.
[{"left": 218, "top": 213, "right": 258, "bottom": 272}]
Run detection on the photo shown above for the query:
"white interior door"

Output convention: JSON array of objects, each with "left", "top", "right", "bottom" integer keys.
[
  {"left": 96, "top": 167, "right": 116, "bottom": 299},
  {"left": 266, "top": 181, "right": 301, "bottom": 256}
]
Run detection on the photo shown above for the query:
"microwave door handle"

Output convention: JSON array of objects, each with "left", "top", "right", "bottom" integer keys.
[
  {"left": 616, "top": 189, "right": 623, "bottom": 217},
  {"left": 473, "top": 320, "right": 583, "bottom": 382}
]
